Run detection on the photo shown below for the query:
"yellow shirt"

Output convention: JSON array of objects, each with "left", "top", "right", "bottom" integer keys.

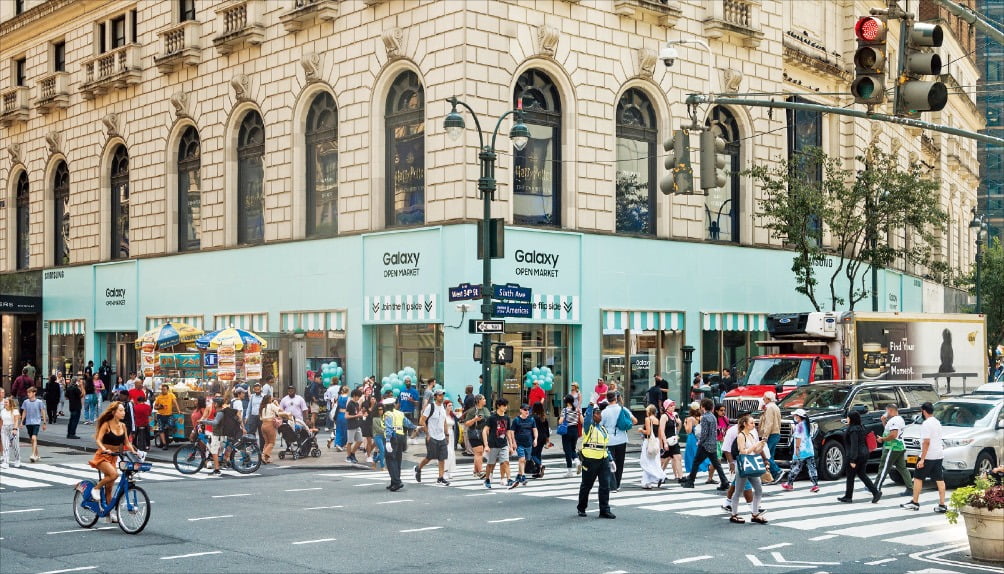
[{"left": 153, "top": 393, "right": 176, "bottom": 416}]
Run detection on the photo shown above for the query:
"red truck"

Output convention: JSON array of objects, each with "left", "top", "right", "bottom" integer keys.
[{"left": 720, "top": 311, "right": 988, "bottom": 420}]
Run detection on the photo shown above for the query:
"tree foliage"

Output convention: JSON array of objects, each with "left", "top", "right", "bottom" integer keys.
[
  {"left": 748, "top": 146, "right": 946, "bottom": 311},
  {"left": 978, "top": 237, "right": 1004, "bottom": 349}
]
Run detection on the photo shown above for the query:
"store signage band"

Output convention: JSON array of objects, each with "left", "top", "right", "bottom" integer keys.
[{"left": 364, "top": 293, "right": 438, "bottom": 322}]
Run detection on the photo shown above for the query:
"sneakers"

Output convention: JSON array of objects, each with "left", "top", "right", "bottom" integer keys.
[
  {"left": 933, "top": 504, "right": 948, "bottom": 513},
  {"left": 901, "top": 501, "right": 920, "bottom": 511},
  {"left": 484, "top": 479, "right": 492, "bottom": 489},
  {"left": 809, "top": 485, "right": 820, "bottom": 493},
  {"left": 872, "top": 491, "right": 883, "bottom": 504},
  {"left": 90, "top": 488, "right": 101, "bottom": 502},
  {"left": 716, "top": 484, "right": 730, "bottom": 492},
  {"left": 437, "top": 477, "right": 450, "bottom": 487},
  {"left": 346, "top": 455, "right": 358, "bottom": 464},
  {"left": 680, "top": 479, "right": 695, "bottom": 489},
  {"left": 414, "top": 466, "right": 422, "bottom": 483},
  {"left": 508, "top": 479, "right": 521, "bottom": 490},
  {"left": 0, "top": 462, "right": 7, "bottom": 469},
  {"left": 901, "top": 488, "right": 913, "bottom": 497},
  {"left": 105, "top": 510, "right": 118, "bottom": 524},
  {"left": 781, "top": 483, "right": 794, "bottom": 491},
  {"left": 506, "top": 479, "right": 515, "bottom": 488},
  {"left": 538, "top": 465, "right": 546, "bottom": 478},
  {"left": 29, "top": 455, "right": 39, "bottom": 463},
  {"left": 565, "top": 469, "right": 575, "bottom": 478},
  {"left": 366, "top": 456, "right": 374, "bottom": 463},
  {"left": 210, "top": 470, "right": 222, "bottom": 477},
  {"left": 722, "top": 503, "right": 733, "bottom": 513},
  {"left": 837, "top": 496, "right": 853, "bottom": 503},
  {"left": 334, "top": 446, "right": 344, "bottom": 452}
]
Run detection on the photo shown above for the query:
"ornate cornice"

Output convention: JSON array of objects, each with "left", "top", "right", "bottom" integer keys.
[{"left": 0, "top": 0, "right": 76, "bottom": 38}]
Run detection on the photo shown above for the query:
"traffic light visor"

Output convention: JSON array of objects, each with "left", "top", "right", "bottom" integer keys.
[{"left": 855, "top": 17, "right": 886, "bottom": 42}]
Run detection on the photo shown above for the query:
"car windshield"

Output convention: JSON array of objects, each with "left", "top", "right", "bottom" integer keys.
[
  {"left": 932, "top": 402, "right": 997, "bottom": 427},
  {"left": 778, "top": 386, "right": 850, "bottom": 410},
  {"left": 745, "top": 358, "right": 812, "bottom": 387}
]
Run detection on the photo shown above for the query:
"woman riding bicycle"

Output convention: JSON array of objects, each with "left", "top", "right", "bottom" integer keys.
[{"left": 88, "top": 401, "right": 138, "bottom": 521}]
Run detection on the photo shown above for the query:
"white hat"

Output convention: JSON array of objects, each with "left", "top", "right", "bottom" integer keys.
[
  {"left": 382, "top": 397, "right": 396, "bottom": 405},
  {"left": 792, "top": 408, "right": 808, "bottom": 418}
]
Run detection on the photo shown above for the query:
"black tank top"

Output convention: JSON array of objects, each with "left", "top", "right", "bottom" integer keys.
[{"left": 103, "top": 428, "right": 125, "bottom": 446}]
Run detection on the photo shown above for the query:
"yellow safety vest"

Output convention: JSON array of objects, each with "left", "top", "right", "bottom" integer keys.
[
  {"left": 387, "top": 410, "right": 405, "bottom": 434},
  {"left": 581, "top": 425, "right": 610, "bottom": 460}
]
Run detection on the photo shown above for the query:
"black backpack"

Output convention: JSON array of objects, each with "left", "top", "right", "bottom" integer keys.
[{"left": 216, "top": 407, "right": 241, "bottom": 438}]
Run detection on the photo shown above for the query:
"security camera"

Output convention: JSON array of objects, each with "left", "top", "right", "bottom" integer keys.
[{"left": 660, "top": 45, "right": 679, "bottom": 68}]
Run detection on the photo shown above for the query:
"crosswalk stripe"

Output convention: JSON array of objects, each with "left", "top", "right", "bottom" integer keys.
[
  {"left": 774, "top": 506, "right": 935, "bottom": 530},
  {"left": 882, "top": 527, "right": 966, "bottom": 546},
  {"left": 0, "top": 467, "right": 82, "bottom": 485},
  {"left": 29, "top": 464, "right": 106, "bottom": 480},
  {"left": 0, "top": 461, "right": 264, "bottom": 490},
  {"left": 0, "top": 474, "right": 49, "bottom": 488},
  {"left": 831, "top": 512, "right": 948, "bottom": 537}
]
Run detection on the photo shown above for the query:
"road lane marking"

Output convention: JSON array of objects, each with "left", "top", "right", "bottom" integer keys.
[
  {"left": 0, "top": 475, "right": 48, "bottom": 488},
  {"left": 399, "top": 526, "right": 442, "bottom": 533},
  {"left": 377, "top": 499, "right": 413, "bottom": 505},
  {"left": 292, "top": 538, "right": 337, "bottom": 545},
  {"left": 864, "top": 558, "right": 897, "bottom": 565},
  {"left": 745, "top": 555, "right": 800, "bottom": 569},
  {"left": 46, "top": 527, "right": 115, "bottom": 535},
  {"left": 809, "top": 535, "right": 837, "bottom": 541},
  {"left": 465, "top": 492, "right": 494, "bottom": 497},
  {"left": 187, "top": 515, "right": 234, "bottom": 521},
  {"left": 353, "top": 483, "right": 384, "bottom": 486},
  {"left": 673, "top": 556, "right": 713, "bottom": 564},
  {"left": 760, "top": 543, "right": 793, "bottom": 550},
  {"left": 211, "top": 493, "right": 252, "bottom": 498},
  {"left": 284, "top": 487, "right": 322, "bottom": 492},
  {"left": 487, "top": 518, "right": 524, "bottom": 524},
  {"left": 37, "top": 567, "right": 97, "bottom": 574},
  {"left": 159, "top": 551, "right": 222, "bottom": 560},
  {"left": 0, "top": 508, "right": 44, "bottom": 514},
  {"left": 304, "top": 505, "right": 343, "bottom": 510}
]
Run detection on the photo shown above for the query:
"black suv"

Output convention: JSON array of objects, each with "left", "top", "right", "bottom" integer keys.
[{"left": 773, "top": 380, "right": 940, "bottom": 481}]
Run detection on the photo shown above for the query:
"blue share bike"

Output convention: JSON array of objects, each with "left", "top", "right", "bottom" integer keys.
[{"left": 73, "top": 450, "right": 152, "bottom": 534}]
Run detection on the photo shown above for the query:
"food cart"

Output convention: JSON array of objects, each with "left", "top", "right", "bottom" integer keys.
[{"left": 135, "top": 322, "right": 208, "bottom": 441}]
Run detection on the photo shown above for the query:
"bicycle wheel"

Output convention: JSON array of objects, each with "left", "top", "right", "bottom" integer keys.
[
  {"left": 72, "top": 489, "right": 99, "bottom": 528},
  {"left": 116, "top": 485, "right": 151, "bottom": 535},
  {"left": 230, "top": 442, "right": 261, "bottom": 474},
  {"left": 173, "top": 444, "right": 206, "bottom": 475}
]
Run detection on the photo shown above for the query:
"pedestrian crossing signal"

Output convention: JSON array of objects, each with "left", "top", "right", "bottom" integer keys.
[{"left": 494, "top": 345, "right": 514, "bottom": 365}]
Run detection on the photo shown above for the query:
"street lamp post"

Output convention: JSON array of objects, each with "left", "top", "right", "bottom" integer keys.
[
  {"left": 444, "top": 97, "right": 530, "bottom": 402},
  {"left": 969, "top": 207, "right": 988, "bottom": 314},
  {"left": 680, "top": 345, "right": 695, "bottom": 406}
]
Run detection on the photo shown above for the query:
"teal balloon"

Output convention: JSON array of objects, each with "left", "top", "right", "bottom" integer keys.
[
  {"left": 322, "top": 379, "right": 331, "bottom": 388},
  {"left": 392, "top": 388, "right": 401, "bottom": 397},
  {"left": 541, "top": 381, "right": 553, "bottom": 391},
  {"left": 334, "top": 366, "right": 343, "bottom": 377},
  {"left": 392, "top": 380, "right": 406, "bottom": 391},
  {"left": 545, "top": 375, "right": 554, "bottom": 384},
  {"left": 382, "top": 376, "right": 390, "bottom": 386},
  {"left": 404, "top": 366, "right": 416, "bottom": 377}
]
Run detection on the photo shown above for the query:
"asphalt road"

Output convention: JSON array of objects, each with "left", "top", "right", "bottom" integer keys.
[{"left": 1, "top": 451, "right": 1000, "bottom": 574}]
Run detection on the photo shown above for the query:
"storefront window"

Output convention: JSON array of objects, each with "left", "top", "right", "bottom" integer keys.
[
  {"left": 305, "top": 331, "right": 346, "bottom": 380},
  {"left": 497, "top": 324, "right": 569, "bottom": 416},
  {"left": 513, "top": 69, "right": 561, "bottom": 227},
  {"left": 306, "top": 92, "right": 338, "bottom": 237},
  {"left": 49, "top": 335, "right": 84, "bottom": 376},
  {"left": 53, "top": 161, "right": 70, "bottom": 266},
  {"left": 178, "top": 126, "right": 202, "bottom": 252},
  {"left": 616, "top": 89, "right": 656, "bottom": 235},
  {"left": 237, "top": 111, "right": 265, "bottom": 245},
  {"left": 375, "top": 324, "right": 442, "bottom": 383},
  {"left": 110, "top": 145, "right": 130, "bottom": 260},
  {"left": 603, "top": 329, "right": 683, "bottom": 409},
  {"left": 385, "top": 71, "right": 425, "bottom": 227}
]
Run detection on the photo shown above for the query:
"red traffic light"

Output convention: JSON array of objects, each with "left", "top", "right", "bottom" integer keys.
[{"left": 855, "top": 16, "right": 886, "bottom": 42}]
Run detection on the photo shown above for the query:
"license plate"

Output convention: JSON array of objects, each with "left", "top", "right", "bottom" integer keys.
[{"left": 906, "top": 455, "right": 918, "bottom": 465}]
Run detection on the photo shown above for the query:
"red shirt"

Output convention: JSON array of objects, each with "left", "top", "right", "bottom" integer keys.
[
  {"left": 128, "top": 388, "right": 147, "bottom": 403},
  {"left": 528, "top": 386, "right": 546, "bottom": 407},
  {"left": 133, "top": 402, "right": 152, "bottom": 427}
]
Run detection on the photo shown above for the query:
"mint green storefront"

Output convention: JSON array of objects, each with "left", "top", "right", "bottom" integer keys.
[{"left": 41, "top": 225, "right": 928, "bottom": 408}]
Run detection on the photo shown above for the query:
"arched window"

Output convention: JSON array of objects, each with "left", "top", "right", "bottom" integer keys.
[
  {"left": 705, "top": 106, "right": 741, "bottom": 242},
  {"left": 385, "top": 71, "right": 425, "bottom": 227},
  {"left": 110, "top": 146, "right": 130, "bottom": 260},
  {"left": 178, "top": 126, "right": 201, "bottom": 252},
  {"left": 237, "top": 111, "right": 265, "bottom": 245},
  {"left": 15, "top": 170, "right": 30, "bottom": 269},
  {"left": 615, "top": 89, "right": 657, "bottom": 235},
  {"left": 306, "top": 92, "right": 338, "bottom": 237},
  {"left": 53, "top": 161, "right": 70, "bottom": 266},
  {"left": 513, "top": 69, "right": 561, "bottom": 226}
]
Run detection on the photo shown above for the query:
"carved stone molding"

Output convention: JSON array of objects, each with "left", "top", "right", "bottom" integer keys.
[
  {"left": 102, "top": 113, "right": 119, "bottom": 137},
  {"left": 231, "top": 73, "right": 250, "bottom": 101},
  {"left": 537, "top": 24, "right": 559, "bottom": 57},
  {"left": 7, "top": 143, "right": 21, "bottom": 166},
  {"left": 382, "top": 27, "right": 404, "bottom": 59},
  {"left": 171, "top": 91, "right": 190, "bottom": 118},
  {"left": 890, "top": 138, "right": 902, "bottom": 157},
  {"left": 301, "top": 52, "right": 321, "bottom": 82},
  {"left": 869, "top": 122, "right": 881, "bottom": 146},
  {"left": 637, "top": 48, "right": 656, "bottom": 79},
  {"left": 721, "top": 68, "right": 743, "bottom": 94},
  {"left": 909, "top": 151, "right": 919, "bottom": 164},
  {"left": 46, "top": 131, "right": 61, "bottom": 154}
]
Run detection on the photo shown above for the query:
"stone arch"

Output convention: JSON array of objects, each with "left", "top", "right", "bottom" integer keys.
[{"left": 291, "top": 82, "right": 338, "bottom": 240}]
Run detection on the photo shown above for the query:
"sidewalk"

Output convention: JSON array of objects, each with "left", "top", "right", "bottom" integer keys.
[{"left": 31, "top": 417, "right": 644, "bottom": 470}]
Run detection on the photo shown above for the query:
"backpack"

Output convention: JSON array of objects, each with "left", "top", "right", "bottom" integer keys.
[
  {"left": 615, "top": 405, "right": 634, "bottom": 432},
  {"left": 216, "top": 407, "right": 241, "bottom": 438}
]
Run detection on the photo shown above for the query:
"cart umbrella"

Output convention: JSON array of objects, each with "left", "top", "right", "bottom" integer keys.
[
  {"left": 134, "top": 322, "right": 205, "bottom": 350},
  {"left": 196, "top": 327, "right": 268, "bottom": 351}
]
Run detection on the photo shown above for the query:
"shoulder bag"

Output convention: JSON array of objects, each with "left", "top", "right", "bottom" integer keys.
[
  {"left": 737, "top": 432, "right": 767, "bottom": 478},
  {"left": 645, "top": 418, "right": 659, "bottom": 456},
  {"left": 556, "top": 409, "right": 569, "bottom": 436}
]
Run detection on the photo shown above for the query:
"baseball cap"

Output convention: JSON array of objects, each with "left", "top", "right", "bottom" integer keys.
[
  {"left": 433, "top": 389, "right": 445, "bottom": 396},
  {"left": 381, "top": 397, "right": 396, "bottom": 405},
  {"left": 792, "top": 408, "right": 808, "bottom": 418},
  {"left": 520, "top": 403, "right": 530, "bottom": 411}
]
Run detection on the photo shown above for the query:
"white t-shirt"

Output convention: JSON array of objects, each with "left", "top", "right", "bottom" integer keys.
[
  {"left": 920, "top": 416, "right": 944, "bottom": 460},
  {"left": 883, "top": 415, "right": 905, "bottom": 435},
  {"left": 0, "top": 408, "right": 17, "bottom": 426},
  {"left": 423, "top": 403, "right": 447, "bottom": 441}
]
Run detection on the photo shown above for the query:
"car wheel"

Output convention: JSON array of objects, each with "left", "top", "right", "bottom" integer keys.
[
  {"left": 974, "top": 451, "right": 997, "bottom": 482},
  {"left": 820, "top": 441, "right": 846, "bottom": 481}
]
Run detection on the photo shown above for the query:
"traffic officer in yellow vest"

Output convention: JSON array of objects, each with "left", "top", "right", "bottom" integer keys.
[
  {"left": 383, "top": 395, "right": 416, "bottom": 492},
  {"left": 577, "top": 406, "right": 616, "bottom": 519}
]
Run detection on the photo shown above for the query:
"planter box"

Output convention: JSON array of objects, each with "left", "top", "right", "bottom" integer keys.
[{"left": 961, "top": 506, "right": 1004, "bottom": 562}]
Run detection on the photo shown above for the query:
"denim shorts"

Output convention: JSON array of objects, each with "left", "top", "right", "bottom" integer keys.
[
  {"left": 25, "top": 424, "right": 40, "bottom": 437},
  {"left": 516, "top": 445, "right": 533, "bottom": 460}
]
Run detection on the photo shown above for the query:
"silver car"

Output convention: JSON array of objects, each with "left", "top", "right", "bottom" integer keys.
[{"left": 901, "top": 396, "right": 1004, "bottom": 484}]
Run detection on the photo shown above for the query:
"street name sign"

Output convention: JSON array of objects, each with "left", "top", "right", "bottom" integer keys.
[
  {"left": 448, "top": 283, "right": 482, "bottom": 301},
  {"left": 492, "top": 302, "right": 533, "bottom": 319},
  {"left": 492, "top": 283, "right": 532, "bottom": 303}
]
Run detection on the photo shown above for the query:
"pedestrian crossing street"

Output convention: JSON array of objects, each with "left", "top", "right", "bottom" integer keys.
[
  {"left": 392, "top": 459, "right": 968, "bottom": 551},
  {"left": 0, "top": 462, "right": 256, "bottom": 490}
]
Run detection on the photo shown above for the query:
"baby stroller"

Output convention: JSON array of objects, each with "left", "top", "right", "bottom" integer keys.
[{"left": 277, "top": 419, "right": 322, "bottom": 460}]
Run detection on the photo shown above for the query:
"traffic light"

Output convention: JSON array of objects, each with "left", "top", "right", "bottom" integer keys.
[
  {"left": 895, "top": 21, "right": 947, "bottom": 118},
  {"left": 660, "top": 130, "right": 693, "bottom": 195},
  {"left": 851, "top": 15, "right": 888, "bottom": 105},
  {"left": 699, "top": 129, "right": 728, "bottom": 192}
]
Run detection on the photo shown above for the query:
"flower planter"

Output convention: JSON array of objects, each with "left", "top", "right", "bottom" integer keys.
[{"left": 961, "top": 505, "right": 1004, "bottom": 562}]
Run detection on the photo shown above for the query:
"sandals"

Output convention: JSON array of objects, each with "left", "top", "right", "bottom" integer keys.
[
  {"left": 729, "top": 515, "right": 745, "bottom": 524},
  {"left": 751, "top": 513, "right": 768, "bottom": 524}
]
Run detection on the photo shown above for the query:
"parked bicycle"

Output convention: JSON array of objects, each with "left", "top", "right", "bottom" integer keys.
[
  {"left": 73, "top": 451, "right": 152, "bottom": 535},
  {"left": 173, "top": 425, "right": 261, "bottom": 475}
]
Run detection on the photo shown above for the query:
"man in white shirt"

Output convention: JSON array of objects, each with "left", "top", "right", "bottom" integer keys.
[
  {"left": 414, "top": 389, "right": 450, "bottom": 486},
  {"left": 599, "top": 391, "right": 635, "bottom": 493},
  {"left": 901, "top": 402, "right": 947, "bottom": 513},
  {"left": 279, "top": 386, "right": 308, "bottom": 422}
]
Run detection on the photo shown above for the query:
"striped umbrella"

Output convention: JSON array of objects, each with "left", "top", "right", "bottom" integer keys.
[
  {"left": 133, "top": 322, "right": 205, "bottom": 350},
  {"left": 195, "top": 327, "right": 267, "bottom": 350}
]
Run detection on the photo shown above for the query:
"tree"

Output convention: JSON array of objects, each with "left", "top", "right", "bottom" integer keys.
[
  {"left": 978, "top": 237, "right": 1004, "bottom": 350},
  {"left": 748, "top": 146, "right": 946, "bottom": 311}
]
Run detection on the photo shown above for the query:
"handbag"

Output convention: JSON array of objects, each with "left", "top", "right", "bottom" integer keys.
[
  {"left": 737, "top": 453, "right": 767, "bottom": 477},
  {"left": 865, "top": 431, "right": 878, "bottom": 452},
  {"left": 646, "top": 435, "right": 659, "bottom": 456},
  {"left": 556, "top": 421, "right": 568, "bottom": 436},
  {"left": 667, "top": 435, "right": 679, "bottom": 446}
]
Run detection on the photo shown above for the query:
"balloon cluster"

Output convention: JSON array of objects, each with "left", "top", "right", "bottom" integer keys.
[
  {"left": 379, "top": 366, "right": 417, "bottom": 399},
  {"left": 524, "top": 366, "right": 555, "bottom": 391},
  {"left": 319, "top": 362, "right": 344, "bottom": 388}
]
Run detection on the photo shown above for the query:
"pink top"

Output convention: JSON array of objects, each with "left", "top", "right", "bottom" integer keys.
[{"left": 594, "top": 383, "right": 608, "bottom": 396}]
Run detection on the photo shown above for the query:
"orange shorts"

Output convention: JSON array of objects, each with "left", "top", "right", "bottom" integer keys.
[{"left": 88, "top": 450, "right": 120, "bottom": 469}]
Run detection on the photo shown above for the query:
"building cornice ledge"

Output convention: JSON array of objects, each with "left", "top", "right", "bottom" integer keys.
[{"left": 0, "top": 0, "right": 76, "bottom": 38}]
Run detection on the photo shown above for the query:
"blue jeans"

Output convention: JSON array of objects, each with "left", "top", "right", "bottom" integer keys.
[
  {"left": 373, "top": 436, "right": 386, "bottom": 469},
  {"left": 765, "top": 433, "right": 782, "bottom": 476},
  {"left": 84, "top": 394, "right": 99, "bottom": 422},
  {"left": 334, "top": 414, "right": 347, "bottom": 447}
]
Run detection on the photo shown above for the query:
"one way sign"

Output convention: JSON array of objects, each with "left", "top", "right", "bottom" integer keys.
[{"left": 469, "top": 319, "right": 505, "bottom": 334}]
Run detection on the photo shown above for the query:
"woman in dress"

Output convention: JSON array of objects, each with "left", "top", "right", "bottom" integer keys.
[
  {"left": 639, "top": 405, "right": 667, "bottom": 489},
  {"left": 683, "top": 402, "right": 712, "bottom": 479},
  {"left": 258, "top": 396, "right": 285, "bottom": 464},
  {"left": 569, "top": 383, "right": 582, "bottom": 410},
  {"left": 659, "top": 399, "right": 684, "bottom": 482}
]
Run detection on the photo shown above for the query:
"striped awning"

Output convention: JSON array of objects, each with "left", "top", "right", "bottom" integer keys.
[
  {"left": 279, "top": 310, "right": 347, "bottom": 332},
  {"left": 213, "top": 312, "right": 268, "bottom": 332},
  {"left": 601, "top": 310, "right": 685, "bottom": 332},
  {"left": 702, "top": 312, "right": 768, "bottom": 331},
  {"left": 145, "top": 315, "right": 205, "bottom": 331},
  {"left": 48, "top": 319, "right": 86, "bottom": 336}
]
